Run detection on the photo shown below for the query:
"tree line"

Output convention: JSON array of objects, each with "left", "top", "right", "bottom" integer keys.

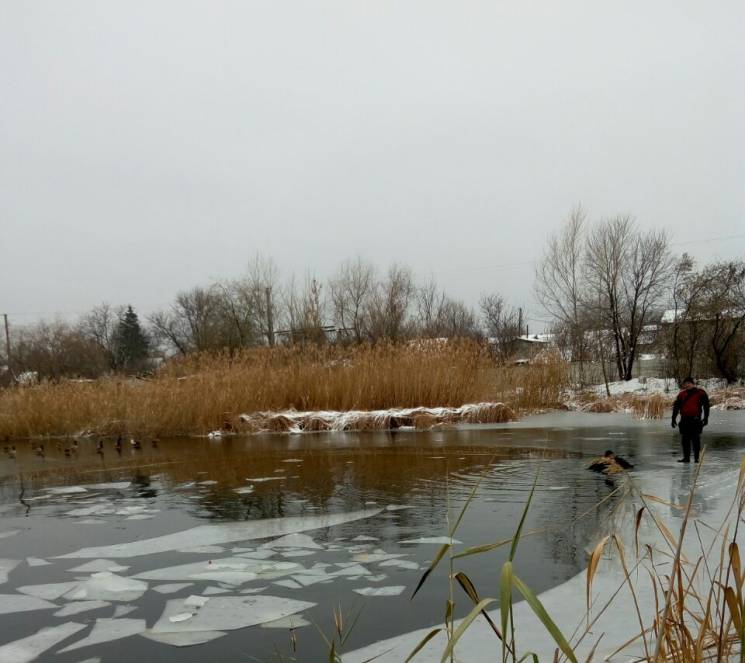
[{"left": 2, "top": 209, "right": 743, "bottom": 384}]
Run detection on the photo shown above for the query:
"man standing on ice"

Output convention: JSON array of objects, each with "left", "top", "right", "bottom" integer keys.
[{"left": 671, "top": 377, "right": 710, "bottom": 463}]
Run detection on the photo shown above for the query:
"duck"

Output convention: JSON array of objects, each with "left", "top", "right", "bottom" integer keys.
[
  {"left": 588, "top": 450, "right": 633, "bottom": 475},
  {"left": 130, "top": 438, "right": 142, "bottom": 450}
]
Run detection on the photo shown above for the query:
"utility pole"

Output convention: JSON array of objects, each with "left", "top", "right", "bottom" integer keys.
[
  {"left": 3, "top": 313, "right": 12, "bottom": 379},
  {"left": 518, "top": 308, "right": 523, "bottom": 337},
  {"left": 265, "top": 287, "right": 274, "bottom": 346}
]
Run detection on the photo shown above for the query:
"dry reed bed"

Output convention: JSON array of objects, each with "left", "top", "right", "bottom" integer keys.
[
  {"left": 572, "top": 386, "right": 744, "bottom": 420},
  {"left": 0, "top": 343, "right": 569, "bottom": 440}
]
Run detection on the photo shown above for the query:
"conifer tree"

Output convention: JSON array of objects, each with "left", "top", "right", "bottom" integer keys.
[{"left": 114, "top": 305, "right": 150, "bottom": 372}]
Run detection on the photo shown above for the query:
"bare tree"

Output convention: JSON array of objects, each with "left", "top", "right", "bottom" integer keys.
[
  {"left": 700, "top": 261, "right": 745, "bottom": 383},
  {"left": 281, "top": 275, "right": 327, "bottom": 344},
  {"left": 584, "top": 216, "right": 673, "bottom": 380},
  {"left": 329, "top": 257, "right": 375, "bottom": 343},
  {"left": 480, "top": 293, "right": 520, "bottom": 361},
  {"left": 365, "top": 264, "right": 414, "bottom": 342},
  {"left": 534, "top": 206, "right": 588, "bottom": 380},
  {"left": 79, "top": 302, "right": 124, "bottom": 370}
]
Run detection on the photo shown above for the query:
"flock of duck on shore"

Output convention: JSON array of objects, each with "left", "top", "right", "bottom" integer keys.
[{"left": 3, "top": 435, "right": 159, "bottom": 460}]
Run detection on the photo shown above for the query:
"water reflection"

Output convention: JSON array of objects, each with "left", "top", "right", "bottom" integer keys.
[{"left": 0, "top": 412, "right": 742, "bottom": 662}]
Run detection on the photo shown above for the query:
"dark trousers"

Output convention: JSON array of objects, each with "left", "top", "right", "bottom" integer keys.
[{"left": 679, "top": 417, "right": 702, "bottom": 461}]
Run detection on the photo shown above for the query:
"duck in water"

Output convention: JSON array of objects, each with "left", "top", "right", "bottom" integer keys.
[{"left": 588, "top": 450, "right": 633, "bottom": 475}]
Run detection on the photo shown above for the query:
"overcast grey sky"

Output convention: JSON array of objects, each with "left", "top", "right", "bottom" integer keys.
[{"left": 1, "top": 1, "right": 744, "bottom": 327}]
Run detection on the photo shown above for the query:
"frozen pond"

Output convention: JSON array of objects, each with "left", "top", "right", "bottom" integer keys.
[{"left": 0, "top": 411, "right": 743, "bottom": 661}]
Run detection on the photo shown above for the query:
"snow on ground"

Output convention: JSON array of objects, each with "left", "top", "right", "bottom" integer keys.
[
  {"left": 344, "top": 460, "right": 744, "bottom": 662},
  {"left": 591, "top": 377, "right": 726, "bottom": 397}
]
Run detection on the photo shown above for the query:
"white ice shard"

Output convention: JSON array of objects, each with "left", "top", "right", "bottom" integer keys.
[
  {"left": 151, "top": 595, "right": 315, "bottom": 633},
  {"left": 54, "top": 601, "right": 111, "bottom": 617},
  {"left": 274, "top": 579, "right": 302, "bottom": 589},
  {"left": 0, "top": 594, "right": 57, "bottom": 615},
  {"left": 351, "top": 535, "right": 379, "bottom": 542},
  {"left": 140, "top": 630, "right": 226, "bottom": 647},
  {"left": 0, "top": 559, "right": 20, "bottom": 584},
  {"left": 261, "top": 533, "right": 322, "bottom": 550},
  {"left": 0, "top": 530, "right": 20, "bottom": 540},
  {"left": 246, "top": 477, "right": 284, "bottom": 482},
  {"left": 112, "top": 605, "right": 137, "bottom": 618},
  {"left": 26, "top": 557, "right": 51, "bottom": 567},
  {"left": 67, "top": 559, "right": 130, "bottom": 574},
  {"left": 0, "top": 622, "right": 86, "bottom": 663},
  {"left": 353, "top": 586, "right": 406, "bottom": 597},
  {"left": 203, "top": 586, "right": 231, "bottom": 595},
  {"left": 153, "top": 583, "right": 193, "bottom": 595},
  {"left": 63, "top": 572, "right": 148, "bottom": 602},
  {"left": 83, "top": 482, "right": 131, "bottom": 490},
  {"left": 58, "top": 618, "right": 146, "bottom": 653},
  {"left": 280, "top": 550, "right": 316, "bottom": 558},
  {"left": 233, "top": 487, "right": 254, "bottom": 494},
  {"left": 399, "top": 537, "right": 462, "bottom": 545},
  {"left": 58, "top": 509, "right": 382, "bottom": 558}
]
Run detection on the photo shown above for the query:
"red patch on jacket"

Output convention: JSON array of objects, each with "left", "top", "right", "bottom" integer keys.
[{"left": 677, "top": 388, "right": 705, "bottom": 418}]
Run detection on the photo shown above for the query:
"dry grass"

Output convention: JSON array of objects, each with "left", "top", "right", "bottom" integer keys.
[{"left": 0, "top": 342, "right": 570, "bottom": 440}]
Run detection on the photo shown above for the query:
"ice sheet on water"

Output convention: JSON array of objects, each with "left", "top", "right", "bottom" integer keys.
[
  {"left": 176, "top": 545, "right": 226, "bottom": 554},
  {"left": 67, "top": 560, "right": 130, "bottom": 574},
  {"left": 26, "top": 557, "right": 51, "bottom": 567},
  {"left": 400, "top": 537, "right": 462, "bottom": 545},
  {"left": 260, "top": 614, "right": 311, "bottom": 628},
  {"left": 74, "top": 519, "right": 107, "bottom": 525},
  {"left": 84, "top": 482, "right": 131, "bottom": 490},
  {"left": 58, "top": 618, "right": 146, "bottom": 653},
  {"left": 140, "top": 630, "right": 226, "bottom": 647},
  {"left": 280, "top": 550, "right": 316, "bottom": 558},
  {"left": 18, "top": 581, "right": 80, "bottom": 600},
  {"left": 63, "top": 572, "right": 148, "bottom": 602},
  {"left": 0, "top": 622, "right": 86, "bottom": 663},
  {"left": 353, "top": 586, "right": 405, "bottom": 597},
  {"left": 233, "top": 486, "right": 254, "bottom": 494},
  {"left": 0, "top": 559, "right": 20, "bottom": 584},
  {"left": 198, "top": 480, "right": 218, "bottom": 485},
  {"left": 261, "top": 533, "right": 322, "bottom": 549},
  {"left": 45, "top": 486, "right": 88, "bottom": 495},
  {"left": 113, "top": 605, "right": 137, "bottom": 618},
  {"left": 151, "top": 595, "right": 316, "bottom": 633},
  {"left": 202, "top": 586, "right": 231, "bottom": 595},
  {"left": 54, "top": 601, "right": 111, "bottom": 617},
  {"left": 240, "top": 586, "right": 267, "bottom": 594},
  {"left": 0, "top": 530, "right": 20, "bottom": 540},
  {"left": 59, "top": 508, "right": 382, "bottom": 558},
  {"left": 153, "top": 583, "right": 193, "bottom": 595},
  {"left": 235, "top": 550, "right": 275, "bottom": 559},
  {"left": 0, "top": 594, "right": 57, "bottom": 615},
  {"left": 352, "top": 552, "right": 408, "bottom": 564},
  {"left": 125, "top": 514, "right": 154, "bottom": 521},
  {"left": 66, "top": 505, "right": 113, "bottom": 517},
  {"left": 351, "top": 535, "right": 379, "bottom": 542},
  {"left": 385, "top": 505, "right": 415, "bottom": 511}
]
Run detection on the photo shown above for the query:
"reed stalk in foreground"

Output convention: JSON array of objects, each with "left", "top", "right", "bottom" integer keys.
[
  {"left": 0, "top": 342, "right": 570, "bottom": 440},
  {"left": 406, "top": 453, "right": 745, "bottom": 662}
]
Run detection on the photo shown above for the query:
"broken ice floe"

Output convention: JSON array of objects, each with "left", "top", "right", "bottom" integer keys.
[
  {"left": 260, "top": 533, "right": 322, "bottom": 550},
  {"left": 54, "top": 601, "right": 111, "bottom": 617},
  {"left": 113, "top": 605, "right": 137, "bottom": 618},
  {"left": 176, "top": 545, "right": 226, "bottom": 555},
  {"left": 140, "top": 630, "right": 227, "bottom": 647},
  {"left": 233, "top": 486, "right": 254, "bottom": 494},
  {"left": 378, "top": 559, "right": 420, "bottom": 570},
  {"left": 26, "top": 557, "right": 51, "bottom": 567},
  {"left": 134, "top": 558, "right": 300, "bottom": 585},
  {"left": 58, "top": 618, "right": 146, "bottom": 653},
  {"left": 67, "top": 559, "right": 130, "bottom": 574},
  {"left": 0, "top": 594, "right": 56, "bottom": 615},
  {"left": 0, "top": 530, "right": 20, "bottom": 540},
  {"left": 353, "top": 586, "right": 405, "bottom": 597},
  {"left": 63, "top": 572, "right": 148, "bottom": 602},
  {"left": 0, "top": 559, "right": 20, "bottom": 584},
  {"left": 151, "top": 595, "right": 316, "bottom": 633},
  {"left": 44, "top": 486, "right": 88, "bottom": 495},
  {"left": 18, "top": 581, "right": 80, "bottom": 600},
  {"left": 261, "top": 614, "right": 312, "bottom": 628},
  {"left": 58, "top": 509, "right": 381, "bottom": 558},
  {"left": 202, "top": 586, "right": 231, "bottom": 596},
  {"left": 0, "top": 622, "right": 87, "bottom": 663}
]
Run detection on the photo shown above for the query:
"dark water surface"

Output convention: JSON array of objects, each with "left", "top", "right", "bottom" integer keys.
[{"left": 1, "top": 411, "right": 743, "bottom": 662}]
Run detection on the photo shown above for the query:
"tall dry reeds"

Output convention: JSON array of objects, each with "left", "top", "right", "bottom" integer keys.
[{"left": 0, "top": 342, "right": 571, "bottom": 440}]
